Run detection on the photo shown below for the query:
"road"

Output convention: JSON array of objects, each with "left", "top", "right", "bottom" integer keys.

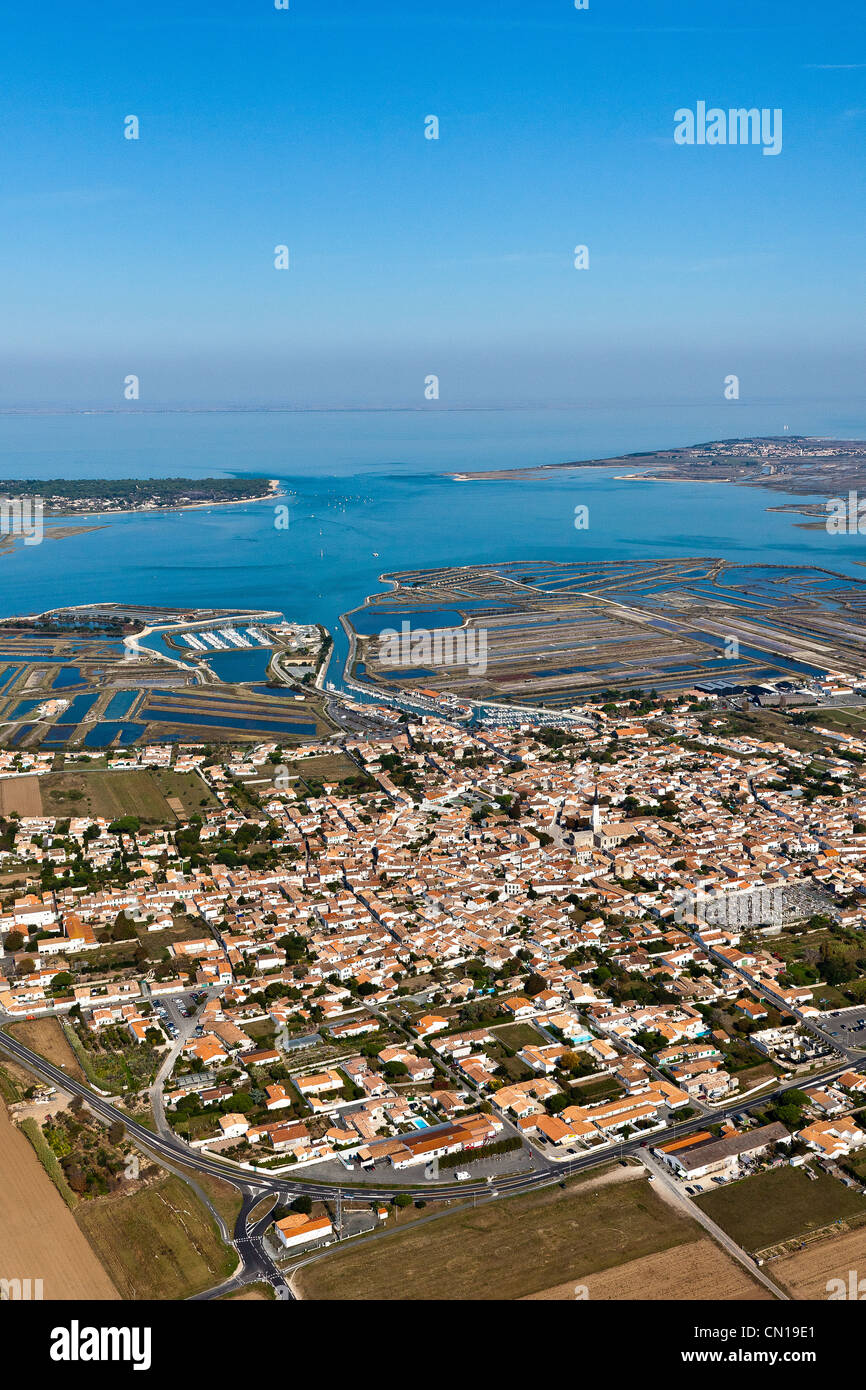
[
  {"left": 0, "top": 1024, "right": 852, "bottom": 1206},
  {"left": 635, "top": 1149, "right": 789, "bottom": 1300},
  {"left": 190, "top": 1190, "right": 291, "bottom": 1302}
]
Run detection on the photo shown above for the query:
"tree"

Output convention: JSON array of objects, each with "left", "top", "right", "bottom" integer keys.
[
  {"left": 4, "top": 930, "right": 23, "bottom": 953},
  {"left": 290, "top": 1194, "right": 312, "bottom": 1215},
  {"left": 523, "top": 972, "right": 546, "bottom": 997},
  {"left": 108, "top": 1121, "right": 126, "bottom": 1145}
]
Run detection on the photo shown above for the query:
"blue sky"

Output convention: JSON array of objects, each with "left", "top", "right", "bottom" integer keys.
[{"left": 1, "top": 0, "right": 864, "bottom": 407}]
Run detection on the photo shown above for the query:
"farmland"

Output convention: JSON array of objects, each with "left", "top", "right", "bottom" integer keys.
[
  {"left": 695, "top": 1165, "right": 866, "bottom": 1253},
  {"left": 0, "top": 1097, "right": 118, "bottom": 1300},
  {"left": 295, "top": 1168, "right": 700, "bottom": 1301},
  {"left": 773, "top": 1223, "right": 866, "bottom": 1299},
  {"left": 39, "top": 767, "right": 198, "bottom": 823},
  {"left": 525, "top": 1236, "right": 771, "bottom": 1301}
]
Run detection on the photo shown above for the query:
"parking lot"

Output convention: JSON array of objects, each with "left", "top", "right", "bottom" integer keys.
[
  {"left": 815, "top": 1006, "right": 866, "bottom": 1051},
  {"left": 148, "top": 990, "right": 203, "bottom": 1039}
]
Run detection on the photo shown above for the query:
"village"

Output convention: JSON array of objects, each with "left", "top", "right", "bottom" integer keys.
[{"left": 3, "top": 685, "right": 866, "bottom": 1267}]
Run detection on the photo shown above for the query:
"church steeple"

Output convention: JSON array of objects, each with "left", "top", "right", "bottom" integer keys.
[{"left": 590, "top": 783, "right": 602, "bottom": 834}]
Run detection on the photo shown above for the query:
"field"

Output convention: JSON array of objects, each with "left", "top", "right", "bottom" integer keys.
[
  {"left": 153, "top": 768, "right": 220, "bottom": 817},
  {"left": 6, "top": 1017, "right": 86, "bottom": 1083},
  {"left": 249, "top": 751, "right": 362, "bottom": 788},
  {"left": 74, "top": 1175, "right": 237, "bottom": 1300},
  {"left": 0, "top": 1098, "right": 118, "bottom": 1300},
  {"left": 803, "top": 706, "right": 866, "bottom": 737},
  {"left": 175, "top": 1167, "right": 244, "bottom": 1232},
  {"left": 524, "top": 1237, "right": 772, "bottom": 1301},
  {"left": 711, "top": 707, "right": 833, "bottom": 755},
  {"left": 40, "top": 768, "right": 181, "bottom": 822},
  {"left": 0, "top": 774, "right": 42, "bottom": 816},
  {"left": 695, "top": 1166, "right": 866, "bottom": 1253},
  {"left": 294, "top": 1169, "right": 701, "bottom": 1301},
  {"left": 772, "top": 1223, "right": 866, "bottom": 1299}
]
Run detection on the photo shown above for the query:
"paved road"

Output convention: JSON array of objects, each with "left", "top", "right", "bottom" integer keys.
[
  {"left": 0, "top": 1025, "right": 851, "bottom": 1206},
  {"left": 191, "top": 1190, "right": 291, "bottom": 1302}
]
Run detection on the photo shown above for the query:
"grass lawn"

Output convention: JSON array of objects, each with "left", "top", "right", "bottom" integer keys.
[
  {"left": 244, "top": 1019, "right": 278, "bottom": 1042},
  {"left": 267, "top": 751, "right": 367, "bottom": 786},
  {"left": 733, "top": 1062, "right": 777, "bottom": 1091},
  {"left": 695, "top": 1165, "right": 866, "bottom": 1252},
  {"left": 491, "top": 1022, "right": 546, "bottom": 1050},
  {"left": 75, "top": 1175, "right": 237, "bottom": 1299},
  {"left": 571, "top": 1075, "right": 626, "bottom": 1102},
  {"left": 842, "top": 1150, "right": 866, "bottom": 1181},
  {"left": 295, "top": 1171, "right": 699, "bottom": 1301}
]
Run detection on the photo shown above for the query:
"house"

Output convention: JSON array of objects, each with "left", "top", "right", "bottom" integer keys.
[
  {"left": 414, "top": 1014, "right": 449, "bottom": 1039},
  {"left": 218, "top": 1113, "right": 250, "bottom": 1140},
  {"left": 294, "top": 1067, "right": 345, "bottom": 1097},
  {"left": 265, "top": 1084, "right": 294, "bottom": 1111},
  {"left": 274, "top": 1212, "right": 333, "bottom": 1249},
  {"left": 798, "top": 1117, "right": 866, "bottom": 1159},
  {"left": 501, "top": 995, "right": 535, "bottom": 1019}
]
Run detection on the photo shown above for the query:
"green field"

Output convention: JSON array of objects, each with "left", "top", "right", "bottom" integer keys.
[
  {"left": 295, "top": 1170, "right": 699, "bottom": 1301},
  {"left": 695, "top": 1165, "right": 866, "bottom": 1252},
  {"left": 75, "top": 1175, "right": 237, "bottom": 1299},
  {"left": 40, "top": 768, "right": 180, "bottom": 822},
  {"left": 153, "top": 768, "right": 220, "bottom": 816}
]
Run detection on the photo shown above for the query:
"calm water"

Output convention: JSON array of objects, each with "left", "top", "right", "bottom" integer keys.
[{"left": 2, "top": 406, "right": 866, "bottom": 690}]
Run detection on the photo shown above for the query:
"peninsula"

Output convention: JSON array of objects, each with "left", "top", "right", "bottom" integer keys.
[
  {"left": 450, "top": 436, "right": 866, "bottom": 522},
  {"left": 0, "top": 476, "right": 280, "bottom": 516}
]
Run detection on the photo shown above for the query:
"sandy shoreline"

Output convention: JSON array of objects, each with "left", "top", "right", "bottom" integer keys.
[{"left": 39, "top": 478, "right": 284, "bottom": 521}]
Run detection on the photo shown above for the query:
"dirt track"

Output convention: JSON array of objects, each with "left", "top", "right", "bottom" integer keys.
[{"left": 0, "top": 1099, "right": 118, "bottom": 1300}]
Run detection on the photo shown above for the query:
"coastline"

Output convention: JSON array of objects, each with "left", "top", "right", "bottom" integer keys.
[{"left": 37, "top": 478, "right": 284, "bottom": 521}]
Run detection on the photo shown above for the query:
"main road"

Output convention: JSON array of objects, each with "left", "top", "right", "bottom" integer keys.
[{"left": 0, "top": 1025, "right": 853, "bottom": 1208}]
